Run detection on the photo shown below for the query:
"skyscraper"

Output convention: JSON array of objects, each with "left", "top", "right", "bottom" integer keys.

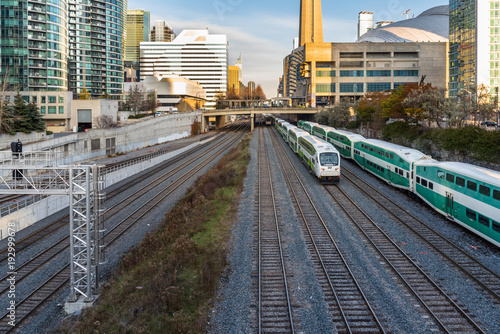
[
  {"left": 299, "top": 0, "right": 323, "bottom": 46},
  {"left": 449, "top": 0, "right": 499, "bottom": 97},
  {"left": 0, "top": 0, "right": 126, "bottom": 98},
  {"left": 151, "top": 20, "right": 176, "bottom": 42},
  {"left": 67, "top": 0, "right": 126, "bottom": 98},
  {"left": 0, "top": 0, "right": 68, "bottom": 91},
  {"left": 125, "top": 10, "right": 150, "bottom": 63},
  {"left": 140, "top": 30, "right": 228, "bottom": 109}
]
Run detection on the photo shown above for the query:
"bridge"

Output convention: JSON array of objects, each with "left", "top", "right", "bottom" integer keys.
[{"left": 201, "top": 107, "right": 320, "bottom": 131}]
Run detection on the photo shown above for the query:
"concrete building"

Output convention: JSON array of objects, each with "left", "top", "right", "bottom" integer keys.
[
  {"left": 283, "top": 2, "right": 449, "bottom": 107},
  {"left": 124, "top": 75, "right": 207, "bottom": 112},
  {"left": 70, "top": 100, "right": 119, "bottom": 132},
  {"left": 151, "top": 20, "right": 176, "bottom": 42},
  {"left": 449, "top": 0, "right": 500, "bottom": 98},
  {"left": 299, "top": 0, "right": 324, "bottom": 45},
  {"left": 140, "top": 30, "right": 228, "bottom": 109}
]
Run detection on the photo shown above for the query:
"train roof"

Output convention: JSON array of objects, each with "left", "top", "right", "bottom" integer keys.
[
  {"left": 301, "top": 134, "right": 338, "bottom": 152},
  {"left": 361, "top": 139, "right": 430, "bottom": 162},
  {"left": 329, "top": 129, "right": 366, "bottom": 141},
  {"left": 303, "top": 121, "right": 319, "bottom": 127},
  {"left": 415, "top": 160, "right": 500, "bottom": 185}
]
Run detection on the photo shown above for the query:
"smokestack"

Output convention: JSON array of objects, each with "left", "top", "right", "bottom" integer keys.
[{"left": 358, "top": 11, "right": 374, "bottom": 39}]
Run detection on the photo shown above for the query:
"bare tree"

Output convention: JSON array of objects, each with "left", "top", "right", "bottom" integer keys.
[{"left": 93, "top": 115, "right": 119, "bottom": 129}]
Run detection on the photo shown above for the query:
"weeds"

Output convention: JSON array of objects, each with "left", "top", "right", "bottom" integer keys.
[{"left": 59, "top": 135, "right": 252, "bottom": 334}]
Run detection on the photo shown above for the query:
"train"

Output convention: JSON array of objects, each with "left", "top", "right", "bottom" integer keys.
[
  {"left": 295, "top": 122, "right": 500, "bottom": 248},
  {"left": 275, "top": 118, "right": 341, "bottom": 184}
]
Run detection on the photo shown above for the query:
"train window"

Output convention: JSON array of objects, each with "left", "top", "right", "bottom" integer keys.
[
  {"left": 399, "top": 169, "right": 404, "bottom": 176},
  {"left": 479, "top": 185, "right": 490, "bottom": 196},
  {"left": 478, "top": 215, "right": 490, "bottom": 227},
  {"left": 385, "top": 152, "right": 389, "bottom": 158},
  {"left": 406, "top": 172, "right": 409, "bottom": 179},
  {"left": 456, "top": 177, "right": 465, "bottom": 187},
  {"left": 466, "top": 208, "right": 477, "bottom": 220},
  {"left": 446, "top": 174, "right": 454, "bottom": 183},
  {"left": 493, "top": 190, "right": 500, "bottom": 201},
  {"left": 417, "top": 176, "right": 421, "bottom": 184},
  {"left": 422, "top": 179, "right": 428, "bottom": 187},
  {"left": 437, "top": 171, "right": 445, "bottom": 179},
  {"left": 429, "top": 182, "right": 434, "bottom": 190},
  {"left": 493, "top": 221, "right": 500, "bottom": 233},
  {"left": 382, "top": 168, "right": 385, "bottom": 173},
  {"left": 467, "top": 181, "right": 477, "bottom": 192}
]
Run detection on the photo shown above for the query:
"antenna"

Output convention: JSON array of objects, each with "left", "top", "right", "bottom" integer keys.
[{"left": 402, "top": 8, "right": 411, "bottom": 19}]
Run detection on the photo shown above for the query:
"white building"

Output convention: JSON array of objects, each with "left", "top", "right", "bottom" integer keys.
[{"left": 140, "top": 30, "right": 228, "bottom": 109}]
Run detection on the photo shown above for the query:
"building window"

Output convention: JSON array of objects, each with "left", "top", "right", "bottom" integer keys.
[
  {"left": 59, "top": 106, "right": 64, "bottom": 114},
  {"left": 339, "top": 83, "right": 363, "bottom": 93},
  {"left": 316, "top": 84, "right": 336, "bottom": 93},
  {"left": 340, "top": 70, "right": 364, "bottom": 77},
  {"left": 41, "top": 96, "right": 46, "bottom": 103},
  {"left": 22, "top": 96, "right": 30, "bottom": 103},
  {"left": 32, "top": 96, "right": 37, "bottom": 103},
  {"left": 48, "top": 96, "right": 56, "bottom": 103},
  {"left": 48, "top": 106, "right": 57, "bottom": 114},
  {"left": 366, "top": 83, "right": 391, "bottom": 92},
  {"left": 41, "top": 106, "right": 46, "bottom": 114},
  {"left": 367, "top": 70, "right": 391, "bottom": 77},
  {"left": 316, "top": 71, "right": 335, "bottom": 77},
  {"left": 394, "top": 70, "right": 419, "bottom": 77},
  {"left": 59, "top": 95, "right": 64, "bottom": 103}
]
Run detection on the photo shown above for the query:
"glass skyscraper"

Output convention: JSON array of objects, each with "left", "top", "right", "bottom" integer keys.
[
  {"left": 1, "top": 0, "right": 126, "bottom": 98},
  {"left": 449, "top": 0, "right": 500, "bottom": 97}
]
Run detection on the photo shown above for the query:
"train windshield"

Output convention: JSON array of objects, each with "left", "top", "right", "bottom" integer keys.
[{"left": 319, "top": 152, "right": 338, "bottom": 166}]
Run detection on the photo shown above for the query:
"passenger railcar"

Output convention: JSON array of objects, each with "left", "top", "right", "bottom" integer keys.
[
  {"left": 414, "top": 161, "right": 500, "bottom": 247},
  {"left": 298, "top": 135, "right": 341, "bottom": 183},
  {"left": 353, "top": 139, "right": 431, "bottom": 190},
  {"left": 326, "top": 129, "right": 366, "bottom": 159},
  {"left": 288, "top": 127, "right": 310, "bottom": 153},
  {"left": 299, "top": 121, "right": 319, "bottom": 135},
  {"left": 312, "top": 124, "right": 335, "bottom": 141},
  {"left": 282, "top": 123, "right": 295, "bottom": 143}
]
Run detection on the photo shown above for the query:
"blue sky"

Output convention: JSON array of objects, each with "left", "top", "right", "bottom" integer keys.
[{"left": 130, "top": 0, "right": 447, "bottom": 97}]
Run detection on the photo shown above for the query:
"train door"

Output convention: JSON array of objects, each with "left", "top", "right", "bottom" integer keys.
[
  {"left": 387, "top": 165, "right": 392, "bottom": 183},
  {"left": 446, "top": 192, "right": 454, "bottom": 217}
]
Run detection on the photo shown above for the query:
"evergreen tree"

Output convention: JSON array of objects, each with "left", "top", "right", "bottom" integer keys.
[
  {"left": 11, "top": 92, "right": 32, "bottom": 133},
  {"left": 27, "top": 102, "right": 45, "bottom": 131}
]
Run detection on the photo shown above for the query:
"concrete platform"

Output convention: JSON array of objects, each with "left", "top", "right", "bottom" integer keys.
[{"left": 64, "top": 295, "right": 98, "bottom": 315}]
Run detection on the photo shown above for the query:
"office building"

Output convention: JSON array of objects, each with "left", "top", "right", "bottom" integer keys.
[
  {"left": 151, "top": 20, "right": 176, "bottom": 42},
  {"left": 228, "top": 66, "right": 240, "bottom": 95},
  {"left": 449, "top": 0, "right": 499, "bottom": 97},
  {"left": 140, "top": 30, "right": 228, "bottom": 109},
  {"left": 283, "top": 3, "right": 449, "bottom": 106},
  {"left": 125, "top": 10, "right": 150, "bottom": 63}
]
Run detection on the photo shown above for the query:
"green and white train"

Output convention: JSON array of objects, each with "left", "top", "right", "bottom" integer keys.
[
  {"left": 297, "top": 135, "right": 341, "bottom": 184},
  {"left": 312, "top": 124, "right": 335, "bottom": 141},
  {"left": 326, "top": 129, "right": 366, "bottom": 159},
  {"left": 288, "top": 127, "right": 310, "bottom": 153}
]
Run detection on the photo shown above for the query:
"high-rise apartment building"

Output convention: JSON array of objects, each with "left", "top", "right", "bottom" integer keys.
[
  {"left": 151, "top": 20, "right": 176, "bottom": 42},
  {"left": 449, "top": 0, "right": 499, "bottom": 98},
  {"left": 140, "top": 30, "right": 228, "bottom": 109},
  {"left": 0, "top": 0, "right": 126, "bottom": 98},
  {"left": 125, "top": 10, "right": 150, "bottom": 62},
  {"left": 0, "top": 0, "right": 68, "bottom": 91},
  {"left": 68, "top": 0, "right": 126, "bottom": 98}
]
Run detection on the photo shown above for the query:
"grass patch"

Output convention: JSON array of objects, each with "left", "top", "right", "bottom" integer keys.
[{"left": 59, "top": 134, "right": 252, "bottom": 334}]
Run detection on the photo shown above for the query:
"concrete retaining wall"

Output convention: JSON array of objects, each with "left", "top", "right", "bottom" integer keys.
[{"left": 0, "top": 135, "right": 215, "bottom": 240}]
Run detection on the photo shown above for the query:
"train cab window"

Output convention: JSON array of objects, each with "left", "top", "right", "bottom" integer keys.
[
  {"left": 466, "top": 208, "right": 477, "bottom": 221},
  {"left": 493, "top": 190, "right": 500, "bottom": 201},
  {"left": 493, "top": 221, "right": 500, "bottom": 233},
  {"left": 437, "top": 171, "right": 445, "bottom": 179},
  {"left": 467, "top": 181, "right": 477, "bottom": 192},
  {"left": 422, "top": 179, "right": 428, "bottom": 187},
  {"left": 456, "top": 177, "right": 465, "bottom": 187},
  {"left": 320, "top": 153, "right": 338, "bottom": 166},
  {"left": 478, "top": 215, "right": 490, "bottom": 227},
  {"left": 479, "top": 185, "right": 490, "bottom": 197},
  {"left": 446, "top": 174, "right": 455, "bottom": 183}
]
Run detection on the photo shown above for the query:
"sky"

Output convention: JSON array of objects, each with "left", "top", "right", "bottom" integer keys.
[{"left": 129, "top": 0, "right": 447, "bottom": 98}]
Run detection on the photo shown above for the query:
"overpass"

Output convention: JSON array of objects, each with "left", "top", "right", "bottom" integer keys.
[{"left": 202, "top": 107, "right": 320, "bottom": 131}]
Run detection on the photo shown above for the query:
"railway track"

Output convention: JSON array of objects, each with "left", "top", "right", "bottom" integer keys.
[
  {"left": 341, "top": 165, "right": 500, "bottom": 304},
  {"left": 324, "top": 183, "right": 486, "bottom": 333},
  {"left": 254, "top": 128, "right": 295, "bottom": 333},
  {"left": 270, "top": 129, "right": 385, "bottom": 333},
  {"left": 0, "top": 128, "right": 248, "bottom": 333}
]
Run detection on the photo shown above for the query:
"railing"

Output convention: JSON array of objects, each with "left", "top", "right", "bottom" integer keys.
[{"left": 0, "top": 194, "right": 48, "bottom": 218}]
